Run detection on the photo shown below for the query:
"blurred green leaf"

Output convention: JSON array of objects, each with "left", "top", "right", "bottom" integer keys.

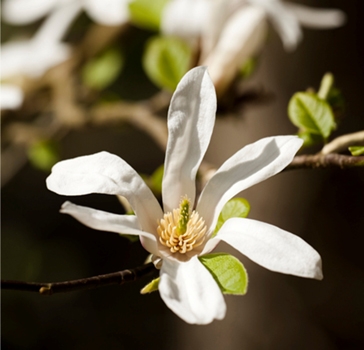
[
  {"left": 150, "top": 164, "right": 164, "bottom": 195},
  {"left": 213, "top": 198, "right": 250, "bottom": 237},
  {"left": 143, "top": 36, "right": 191, "bottom": 91},
  {"left": 82, "top": 48, "right": 123, "bottom": 90},
  {"left": 140, "top": 277, "right": 160, "bottom": 294},
  {"left": 129, "top": 0, "right": 169, "bottom": 31},
  {"left": 28, "top": 140, "right": 60, "bottom": 172},
  {"left": 317, "top": 72, "right": 334, "bottom": 100},
  {"left": 288, "top": 92, "right": 336, "bottom": 139},
  {"left": 240, "top": 57, "right": 257, "bottom": 79},
  {"left": 199, "top": 253, "right": 248, "bottom": 295},
  {"left": 297, "top": 130, "right": 324, "bottom": 148},
  {"left": 348, "top": 146, "right": 364, "bottom": 156}
]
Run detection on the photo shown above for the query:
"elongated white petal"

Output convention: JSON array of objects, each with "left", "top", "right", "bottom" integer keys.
[
  {"left": 207, "top": 217, "right": 323, "bottom": 279},
  {"left": 0, "top": 84, "right": 23, "bottom": 110},
  {"left": 285, "top": 3, "right": 346, "bottom": 29},
  {"left": 202, "top": 6, "right": 267, "bottom": 96},
  {"left": 162, "top": 66, "right": 216, "bottom": 211},
  {"left": 198, "top": 136, "right": 303, "bottom": 234},
  {"left": 84, "top": 0, "right": 129, "bottom": 25},
  {"left": 33, "top": 3, "right": 82, "bottom": 45},
  {"left": 2, "top": 0, "right": 58, "bottom": 24},
  {"left": 60, "top": 201, "right": 159, "bottom": 255},
  {"left": 159, "top": 257, "right": 226, "bottom": 324},
  {"left": 46, "top": 151, "right": 163, "bottom": 234}
]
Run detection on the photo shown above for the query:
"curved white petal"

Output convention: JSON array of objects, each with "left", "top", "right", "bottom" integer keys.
[
  {"left": 197, "top": 136, "right": 303, "bottom": 234},
  {"left": 84, "top": 0, "right": 130, "bottom": 25},
  {"left": 46, "top": 151, "right": 163, "bottom": 234},
  {"left": 2, "top": 0, "right": 59, "bottom": 24},
  {"left": 161, "top": 0, "right": 209, "bottom": 42},
  {"left": 159, "top": 256, "right": 226, "bottom": 324},
  {"left": 162, "top": 66, "right": 216, "bottom": 211},
  {"left": 0, "top": 84, "right": 23, "bottom": 110},
  {"left": 33, "top": 3, "right": 82, "bottom": 45},
  {"left": 60, "top": 201, "right": 159, "bottom": 255},
  {"left": 1, "top": 41, "right": 30, "bottom": 79},
  {"left": 206, "top": 217, "right": 323, "bottom": 280},
  {"left": 202, "top": 5, "right": 267, "bottom": 95},
  {"left": 285, "top": 3, "right": 346, "bottom": 29}
]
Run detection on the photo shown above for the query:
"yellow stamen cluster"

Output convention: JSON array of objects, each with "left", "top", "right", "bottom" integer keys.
[{"left": 157, "top": 198, "right": 207, "bottom": 254}]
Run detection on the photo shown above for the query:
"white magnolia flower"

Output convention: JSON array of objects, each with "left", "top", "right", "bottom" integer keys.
[
  {"left": 0, "top": 5, "right": 78, "bottom": 109},
  {"left": 2, "top": 0, "right": 131, "bottom": 27},
  {"left": 162, "top": 0, "right": 346, "bottom": 95},
  {"left": 46, "top": 67, "right": 322, "bottom": 324}
]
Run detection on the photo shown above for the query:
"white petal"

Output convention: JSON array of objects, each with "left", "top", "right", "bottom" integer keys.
[
  {"left": 60, "top": 201, "right": 159, "bottom": 255},
  {"left": 161, "top": 0, "right": 209, "bottom": 42},
  {"left": 46, "top": 151, "right": 163, "bottom": 234},
  {"left": 202, "top": 6, "right": 267, "bottom": 95},
  {"left": 0, "top": 84, "right": 23, "bottom": 110},
  {"left": 285, "top": 3, "right": 346, "bottom": 29},
  {"left": 33, "top": 3, "right": 82, "bottom": 45},
  {"left": 208, "top": 217, "right": 323, "bottom": 280},
  {"left": 197, "top": 136, "right": 303, "bottom": 234},
  {"left": 2, "top": 0, "right": 58, "bottom": 24},
  {"left": 84, "top": 0, "right": 130, "bottom": 25},
  {"left": 162, "top": 66, "right": 216, "bottom": 211},
  {"left": 1, "top": 41, "right": 30, "bottom": 79},
  {"left": 159, "top": 256, "right": 226, "bottom": 324}
]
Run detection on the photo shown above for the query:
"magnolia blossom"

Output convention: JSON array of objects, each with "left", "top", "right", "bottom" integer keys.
[
  {"left": 0, "top": 5, "right": 78, "bottom": 109},
  {"left": 2, "top": 0, "right": 131, "bottom": 27},
  {"left": 46, "top": 67, "right": 322, "bottom": 324},
  {"left": 162, "top": 0, "right": 346, "bottom": 95}
]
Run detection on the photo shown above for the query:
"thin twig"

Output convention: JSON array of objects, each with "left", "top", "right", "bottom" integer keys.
[
  {"left": 321, "top": 130, "right": 364, "bottom": 155},
  {"left": 1, "top": 263, "right": 156, "bottom": 295},
  {"left": 286, "top": 153, "right": 364, "bottom": 170}
]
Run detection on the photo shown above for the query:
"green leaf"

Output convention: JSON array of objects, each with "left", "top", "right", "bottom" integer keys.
[
  {"left": 82, "top": 48, "right": 123, "bottom": 90},
  {"left": 199, "top": 253, "right": 248, "bottom": 295},
  {"left": 140, "top": 277, "right": 160, "bottom": 294},
  {"left": 317, "top": 72, "right": 334, "bottom": 100},
  {"left": 288, "top": 92, "right": 336, "bottom": 139},
  {"left": 143, "top": 36, "right": 191, "bottom": 91},
  {"left": 119, "top": 234, "right": 139, "bottom": 242},
  {"left": 213, "top": 198, "right": 250, "bottom": 237},
  {"left": 150, "top": 164, "right": 164, "bottom": 195},
  {"left": 349, "top": 146, "right": 364, "bottom": 156},
  {"left": 28, "top": 140, "right": 60, "bottom": 172},
  {"left": 129, "top": 0, "right": 169, "bottom": 31},
  {"left": 297, "top": 130, "right": 324, "bottom": 148},
  {"left": 240, "top": 57, "right": 257, "bottom": 79}
]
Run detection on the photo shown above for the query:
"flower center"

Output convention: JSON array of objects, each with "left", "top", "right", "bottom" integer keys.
[{"left": 157, "top": 197, "right": 207, "bottom": 254}]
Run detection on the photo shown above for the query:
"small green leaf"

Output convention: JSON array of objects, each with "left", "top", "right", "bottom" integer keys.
[
  {"left": 288, "top": 92, "right": 336, "bottom": 139},
  {"left": 119, "top": 234, "right": 139, "bottom": 242},
  {"left": 213, "top": 198, "right": 250, "bottom": 237},
  {"left": 28, "top": 140, "right": 60, "bottom": 172},
  {"left": 199, "top": 253, "right": 248, "bottom": 295},
  {"left": 150, "top": 164, "right": 164, "bottom": 195},
  {"left": 349, "top": 146, "right": 364, "bottom": 156},
  {"left": 129, "top": 0, "right": 169, "bottom": 31},
  {"left": 297, "top": 130, "right": 324, "bottom": 148},
  {"left": 143, "top": 35, "right": 191, "bottom": 91},
  {"left": 240, "top": 57, "right": 257, "bottom": 79},
  {"left": 140, "top": 277, "right": 160, "bottom": 294},
  {"left": 82, "top": 48, "right": 123, "bottom": 90},
  {"left": 317, "top": 72, "right": 334, "bottom": 100}
]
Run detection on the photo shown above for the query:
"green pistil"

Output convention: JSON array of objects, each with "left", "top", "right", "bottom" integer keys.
[{"left": 176, "top": 198, "right": 190, "bottom": 235}]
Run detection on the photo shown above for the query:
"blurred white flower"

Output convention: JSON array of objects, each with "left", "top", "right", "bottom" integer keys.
[
  {"left": 162, "top": 0, "right": 346, "bottom": 95},
  {"left": 0, "top": 4, "right": 78, "bottom": 109},
  {"left": 0, "top": 84, "right": 24, "bottom": 110},
  {"left": 2, "top": 0, "right": 131, "bottom": 27},
  {"left": 46, "top": 67, "right": 322, "bottom": 324}
]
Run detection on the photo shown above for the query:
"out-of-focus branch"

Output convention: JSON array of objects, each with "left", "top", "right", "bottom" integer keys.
[
  {"left": 286, "top": 153, "right": 364, "bottom": 170},
  {"left": 321, "top": 130, "right": 364, "bottom": 155},
  {"left": 1, "top": 263, "right": 156, "bottom": 295},
  {"left": 91, "top": 102, "right": 168, "bottom": 150}
]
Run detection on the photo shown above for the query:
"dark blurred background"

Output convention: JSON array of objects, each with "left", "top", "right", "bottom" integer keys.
[{"left": 2, "top": 0, "right": 364, "bottom": 349}]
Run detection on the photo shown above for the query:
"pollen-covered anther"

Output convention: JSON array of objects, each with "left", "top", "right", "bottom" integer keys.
[{"left": 157, "top": 209, "right": 207, "bottom": 254}]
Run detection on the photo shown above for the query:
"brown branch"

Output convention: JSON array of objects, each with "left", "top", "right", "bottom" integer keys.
[
  {"left": 1, "top": 263, "right": 156, "bottom": 295},
  {"left": 286, "top": 154, "right": 364, "bottom": 170}
]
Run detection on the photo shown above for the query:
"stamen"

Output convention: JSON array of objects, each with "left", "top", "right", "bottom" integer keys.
[{"left": 157, "top": 197, "right": 207, "bottom": 255}]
